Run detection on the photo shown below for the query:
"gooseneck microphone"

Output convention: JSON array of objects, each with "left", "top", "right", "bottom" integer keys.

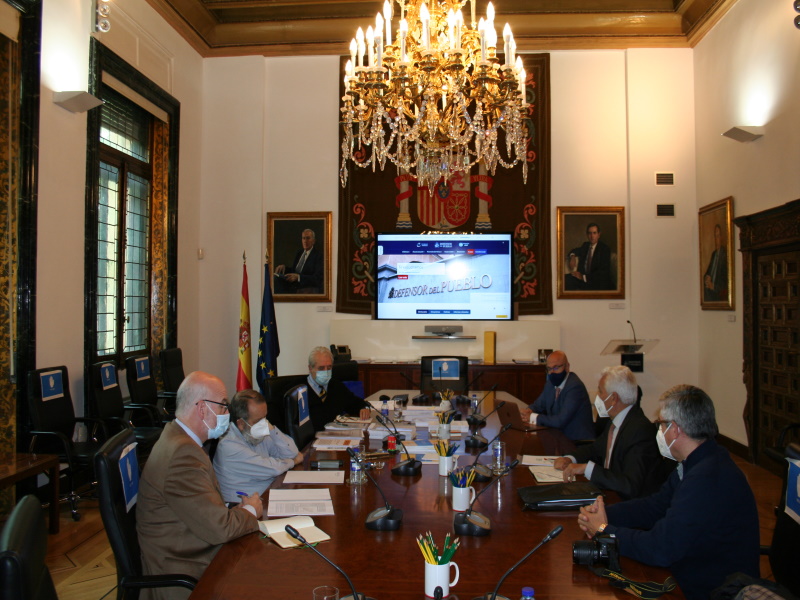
[
  {"left": 347, "top": 448, "right": 403, "bottom": 531},
  {"left": 627, "top": 319, "right": 637, "bottom": 343},
  {"left": 472, "top": 526, "right": 564, "bottom": 600},
  {"left": 469, "top": 423, "right": 512, "bottom": 478},
  {"left": 284, "top": 525, "right": 377, "bottom": 600},
  {"left": 453, "top": 459, "right": 519, "bottom": 537},
  {"left": 465, "top": 401, "right": 507, "bottom": 448},
  {"left": 373, "top": 414, "right": 423, "bottom": 476},
  {"left": 466, "top": 383, "right": 500, "bottom": 427}
]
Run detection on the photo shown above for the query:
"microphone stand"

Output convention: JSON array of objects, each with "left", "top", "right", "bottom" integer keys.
[
  {"left": 454, "top": 460, "right": 519, "bottom": 537},
  {"left": 466, "top": 384, "right": 499, "bottom": 427},
  {"left": 347, "top": 448, "right": 403, "bottom": 531},
  {"left": 373, "top": 414, "right": 423, "bottom": 476},
  {"left": 469, "top": 423, "right": 512, "bottom": 480},
  {"left": 465, "top": 401, "right": 506, "bottom": 449},
  {"left": 472, "top": 526, "right": 564, "bottom": 600},
  {"left": 284, "top": 525, "right": 377, "bottom": 600}
]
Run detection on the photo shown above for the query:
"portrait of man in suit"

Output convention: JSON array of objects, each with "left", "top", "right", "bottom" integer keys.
[
  {"left": 698, "top": 197, "right": 733, "bottom": 310},
  {"left": 703, "top": 224, "right": 727, "bottom": 302},
  {"left": 564, "top": 222, "right": 614, "bottom": 291},
  {"left": 268, "top": 212, "right": 331, "bottom": 301}
]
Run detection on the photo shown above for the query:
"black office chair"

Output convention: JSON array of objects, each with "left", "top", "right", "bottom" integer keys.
[
  {"left": 263, "top": 374, "right": 307, "bottom": 435},
  {"left": 159, "top": 348, "right": 185, "bottom": 394},
  {"left": 0, "top": 495, "right": 59, "bottom": 600},
  {"left": 125, "top": 356, "right": 175, "bottom": 422},
  {"left": 95, "top": 429, "right": 197, "bottom": 600},
  {"left": 764, "top": 422, "right": 800, "bottom": 464},
  {"left": 27, "top": 366, "right": 108, "bottom": 521},
  {"left": 420, "top": 355, "right": 469, "bottom": 394},
  {"left": 89, "top": 362, "right": 162, "bottom": 457},
  {"left": 284, "top": 384, "right": 316, "bottom": 449},
  {"left": 332, "top": 360, "right": 364, "bottom": 399}
]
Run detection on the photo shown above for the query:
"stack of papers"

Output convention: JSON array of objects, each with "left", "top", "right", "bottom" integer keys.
[
  {"left": 259, "top": 516, "right": 330, "bottom": 548},
  {"left": 283, "top": 471, "right": 344, "bottom": 485},
  {"left": 366, "top": 422, "right": 417, "bottom": 440},
  {"left": 312, "top": 437, "right": 362, "bottom": 451},
  {"left": 522, "top": 455, "right": 564, "bottom": 482},
  {"left": 267, "top": 488, "right": 334, "bottom": 517}
]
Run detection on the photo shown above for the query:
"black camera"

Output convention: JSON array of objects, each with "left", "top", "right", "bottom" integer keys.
[{"left": 572, "top": 533, "right": 621, "bottom": 572}]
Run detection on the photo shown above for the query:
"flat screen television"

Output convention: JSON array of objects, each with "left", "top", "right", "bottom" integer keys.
[{"left": 375, "top": 232, "right": 513, "bottom": 320}]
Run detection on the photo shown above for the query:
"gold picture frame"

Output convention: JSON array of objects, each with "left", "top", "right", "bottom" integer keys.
[
  {"left": 699, "top": 197, "right": 734, "bottom": 310},
  {"left": 557, "top": 207, "right": 625, "bottom": 299},
  {"left": 267, "top": 211, "right": 332, "bottom": 303}
]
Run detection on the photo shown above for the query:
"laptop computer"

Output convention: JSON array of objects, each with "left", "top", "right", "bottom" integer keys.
[{"left": 497, "top": 401, "right": 544, "bottom": 432}]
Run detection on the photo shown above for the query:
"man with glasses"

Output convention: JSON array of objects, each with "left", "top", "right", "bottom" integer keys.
[
  {"left": 214, "top": 389, "right": 303, "bottom": 503},
  {"left": 577, "top": 385, "right": 759, "bottom": 600},
  {"left": 518, "top": 350, "right": 594, "bottom": 441},
  {"left": 137, "top": 371, "right": 262, "bottom": 600},
  {"left": 552, "top": 365, "right": 669, "bottom": 499}
]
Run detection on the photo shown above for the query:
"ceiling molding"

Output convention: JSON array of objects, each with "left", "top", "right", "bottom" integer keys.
[{"left": 144, "top": 0, "right": 738, "bottom": 57}]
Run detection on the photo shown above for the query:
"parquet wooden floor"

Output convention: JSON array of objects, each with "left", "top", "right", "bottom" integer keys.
[{"left": 33, "top": 453, "right": 787, "bottom": 600}]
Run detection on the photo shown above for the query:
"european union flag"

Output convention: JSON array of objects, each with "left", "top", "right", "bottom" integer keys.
[{"left": 256, "top": 261, "right": 280, "bottom": 397}]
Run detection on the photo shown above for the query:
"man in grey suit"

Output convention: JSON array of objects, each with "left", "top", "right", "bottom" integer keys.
[
  {"left": 519, "top": 350, "right": 594, "bottom": 441},
  {"left": 553, "top": 365, "right": 671, "bottom": 499},
  {"left": 137, "top": 371, "right": 261, "bottom": 600}
]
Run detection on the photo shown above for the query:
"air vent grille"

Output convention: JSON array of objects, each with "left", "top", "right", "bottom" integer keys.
[
  {"left": 656, "top": 204, "right": 675, "bottom": 217},
  {"left": 655, "top": 172, "right": 674, "bottom": 186}
]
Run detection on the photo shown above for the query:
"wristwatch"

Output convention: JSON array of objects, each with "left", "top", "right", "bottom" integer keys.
[{"left": 596, "top": 523, "right": 607, "bottom": 534}]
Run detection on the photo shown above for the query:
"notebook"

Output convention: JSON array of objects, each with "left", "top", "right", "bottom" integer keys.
[{"left": 497, "top": 401, "right": 544, "bottom": 431}]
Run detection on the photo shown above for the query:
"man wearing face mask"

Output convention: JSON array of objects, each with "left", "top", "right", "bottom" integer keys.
[
  {"left": 577, "top": 385, "right": 759, "bottom": 600},
  {"left": 137, "top": 371, "right": 261, "bottom": 600},
  {"left": 552, "top": 366, "right": 668, "bottom": 499},
  {"left": 306, "top": 346, "right": 371, "bottom": 432},
  {"left": 214, "top": 389, "right": 303, "bottom": 503},
  {"left": 518, "top": 350, "right": 594, "bottom": 441}
]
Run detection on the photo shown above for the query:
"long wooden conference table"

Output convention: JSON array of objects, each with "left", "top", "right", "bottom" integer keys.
[{"left": 190, "top": 391, "right": 681, "bottom": 599}]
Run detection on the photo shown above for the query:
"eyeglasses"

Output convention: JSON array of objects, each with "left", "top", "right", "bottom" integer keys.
[
  {"left": 198, "top": 399, "right": 230, "bottom": 413},
  {"left": 653, "top": 420, "right": 672, "bottom": 430},
  {"left": 545, "top": 363, "right": 566, "bottom": 374}
]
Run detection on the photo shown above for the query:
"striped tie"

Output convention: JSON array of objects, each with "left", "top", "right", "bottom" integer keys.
[{"left": 319, "top": 387, "right": 327, "bottom": 402}]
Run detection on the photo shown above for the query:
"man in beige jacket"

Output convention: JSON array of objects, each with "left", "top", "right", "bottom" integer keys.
[{"left": 137, "top": 371, "right": 261, "bottom": 600}]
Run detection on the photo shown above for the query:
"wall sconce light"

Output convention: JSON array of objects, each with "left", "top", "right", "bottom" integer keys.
[
  {"left": 721, "top": 126, "right": 764, "bottom": 142},
  {"left": 53, "top": 91, "right": 104, "bottom": 113},
  {"left": 95, "top": 0, "right": 111, "bottom": 33}
]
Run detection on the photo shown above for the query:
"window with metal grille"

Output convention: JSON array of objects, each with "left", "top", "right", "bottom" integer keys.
[{"left": 95, "top": 86, "right": 153, "bottom": 362}]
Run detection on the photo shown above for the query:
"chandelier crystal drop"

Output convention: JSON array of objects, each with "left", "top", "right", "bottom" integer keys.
[{"left": 340, "top": 0, "right": 528, "bottom": 190}]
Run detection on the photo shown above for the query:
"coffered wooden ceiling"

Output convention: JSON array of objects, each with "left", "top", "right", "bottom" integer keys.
[{"left": 144, "top": 0, "right": 739, "bottom": 57}]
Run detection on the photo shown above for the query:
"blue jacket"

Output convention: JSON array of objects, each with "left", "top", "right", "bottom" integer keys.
[
  {"left": 529, "top": 371, "right": 594, "bottom": 441},
  {"left": 605, "top": 438, "right": 760, "bottom": 600}
]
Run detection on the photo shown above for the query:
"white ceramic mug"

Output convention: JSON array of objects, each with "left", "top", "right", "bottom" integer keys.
[
  {"left": 452, "top": 485, "right": 476, "bottom": 511},
  {"left": 438, "top": 454, "right": 457, "bottom": 476},
  {"left": 424, "top": 561, "right": 459, "bottom": 598}
]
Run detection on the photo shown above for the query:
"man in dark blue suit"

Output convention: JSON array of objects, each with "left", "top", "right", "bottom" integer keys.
[
  {"left": 565, "top": 222, "right": 613, "bottom": 291},
  {"left": 553, "top": 365, "right": 671, "bottom": 499},
  {"left": 274, "top": 229, "right": 324, "bottom": 293},
  {"left": 577, "top": 385, "right": 760, "bottom": 600},
  {"left": 519, "top": 350, "right": 594, "bottom": 441}
]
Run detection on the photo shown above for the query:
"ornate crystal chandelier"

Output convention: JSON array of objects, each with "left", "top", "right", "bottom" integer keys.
[{"left": 340, "top": 0, "right": 528, "bottom": 190}]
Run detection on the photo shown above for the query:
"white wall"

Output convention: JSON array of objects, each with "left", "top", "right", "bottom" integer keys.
[{"left": 693, "top": 0, "right": 800, "bottom": 443}]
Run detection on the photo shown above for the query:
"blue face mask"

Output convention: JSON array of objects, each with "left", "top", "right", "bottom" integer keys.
[
  {"left": 204, "top": 411, "right": 230, "bottom": 440},
  {"left": 315, "top": 369, "right": 332, "bottom": 387},
  {"left": 548, "top": 371, "right": 567, "bottom": 387}
]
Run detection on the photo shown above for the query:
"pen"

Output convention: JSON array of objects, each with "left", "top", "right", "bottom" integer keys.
[{"left": 236, "top": 491, "right": 249, "bottom": 499}]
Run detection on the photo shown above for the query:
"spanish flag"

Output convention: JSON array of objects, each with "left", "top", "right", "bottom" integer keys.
[{"left": 236, "top": 260, "right": 252, "bottom": 391}]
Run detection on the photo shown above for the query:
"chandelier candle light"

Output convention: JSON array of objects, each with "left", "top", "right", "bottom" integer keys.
[{"left": 341, "top": 0, "right": 528, "bottom": 190}]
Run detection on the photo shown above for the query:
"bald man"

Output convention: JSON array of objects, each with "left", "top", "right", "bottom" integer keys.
[
  {"left": 519, "top": 350, "right": 594, "bottom": 441},
  {"left": 137, "top": 371, "right": 261, "bottom": 600}
]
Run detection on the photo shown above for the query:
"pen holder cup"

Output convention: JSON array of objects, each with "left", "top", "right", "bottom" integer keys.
[
  {"left": 424, "top": 560, "right": 459, "bottom": 598},
  {"left": 452, "top": 485, "right": 476, "bottom": 512},
  {"left": 438, "top": 455, "right": 457, "bottom": 477}
]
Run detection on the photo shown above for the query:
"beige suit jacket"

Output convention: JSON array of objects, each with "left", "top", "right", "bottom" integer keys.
[{"left": 136, "top": 421, "right": 258, "bottom": 600}]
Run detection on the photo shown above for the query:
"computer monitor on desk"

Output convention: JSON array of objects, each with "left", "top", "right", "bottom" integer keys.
[{"left": 420, "top": 356, "right": 469, "bottom": 395}]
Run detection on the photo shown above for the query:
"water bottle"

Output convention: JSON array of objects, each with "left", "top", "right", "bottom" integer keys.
[
  {"left": 470, "top": 393, "right": 479, "bottom": 415},
  {"left": 521, "top": 587, "right": 535, "bottom": 600},
  {"left": 381, "top": 398, "right": 389, "bottom": 418},
  {"left": 349, "top": 448, "right": 364, "bottom": 485}
]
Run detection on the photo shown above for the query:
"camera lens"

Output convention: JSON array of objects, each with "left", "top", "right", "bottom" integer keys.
[{"left": 572, "top": 540, "right": 599, "bottom": 565}]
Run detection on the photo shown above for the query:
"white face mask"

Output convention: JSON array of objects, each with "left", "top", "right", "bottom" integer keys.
[
  {"left": 244, "top": 418, "right": 271, "bottom": 444},
  {"left": 594, "top": 393, "right": 612, "bottom": 419},
  {"left": 656, "top": 423, "right": 677, "bottom": 461}
]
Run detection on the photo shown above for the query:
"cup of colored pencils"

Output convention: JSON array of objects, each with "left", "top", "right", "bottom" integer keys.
[
  {"left": 418, "top": 532, "right": 461, "bottom": 597},
  {"left": 435, "top": 441, "right": 459, "bottom": 476}
]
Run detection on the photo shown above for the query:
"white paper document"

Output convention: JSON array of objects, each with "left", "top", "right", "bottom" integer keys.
[
  {"left": 521, "top": 455, "right": 560, "bottom": 466},
  {"left": 267, "top": 488, "right": 335, "bottom": 517},
  {"left": 259, "top": 516, "right": 330, "bottom": 548},
  {"left": 312, "top": 438, "right": 362, "bottom": 451},
  {"left": 528, "top": 465, "right": 564, "bottom": 483},
  {"left": 282, "top": 470, "right": 345, "bottom": 485}
]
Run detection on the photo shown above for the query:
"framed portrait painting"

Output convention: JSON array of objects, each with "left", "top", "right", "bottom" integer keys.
[
  {"left": 557, "top": 207, "right": 625, "bottom": 299},
  {"left": 267, "top": 211, "right": 332, "bottom": 303},
  {"left": 698, "top": 197, "right": 734, "bottom": 310}
]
